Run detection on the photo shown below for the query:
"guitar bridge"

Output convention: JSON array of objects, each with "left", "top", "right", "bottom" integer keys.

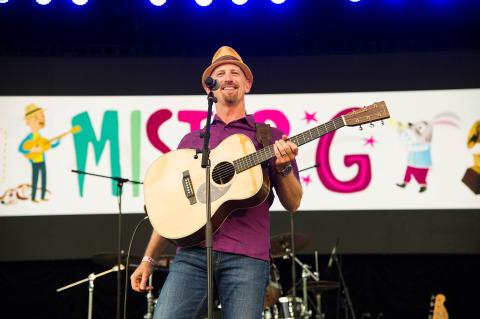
[{"left": 182, "top": 171, "right": 196, "bottom": 205}]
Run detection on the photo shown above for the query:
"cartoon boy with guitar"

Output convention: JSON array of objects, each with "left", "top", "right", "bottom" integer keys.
[{"left": 18, "top": 104, "right": 60, "bottom": 203}]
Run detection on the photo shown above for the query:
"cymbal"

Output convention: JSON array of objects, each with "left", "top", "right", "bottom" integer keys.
[
  {"left": 306, "top": 280, "right": 339, "bottom": 293},
  {"left": 270, "top": 232, "right": 310, "bottom": 258}
]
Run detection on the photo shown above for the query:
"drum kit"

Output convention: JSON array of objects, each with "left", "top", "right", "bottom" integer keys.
[
  {"left": 56, "top": 234, "right": 339, "bottom": 319},
  {"left": 263, "top": 232, "right": 339, "bottom": 319}
]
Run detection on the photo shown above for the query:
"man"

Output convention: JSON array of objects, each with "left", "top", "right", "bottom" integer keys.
[
  {"left": 18, "top": 104, "right": 60, "bottom": 202},
  {"left": 131, "top": 46, "right": 303, "bottom": 318}
]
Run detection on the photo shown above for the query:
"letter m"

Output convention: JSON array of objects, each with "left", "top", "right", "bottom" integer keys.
[{"left": 72, "top": 111, "right": 121, "bottom": 196}]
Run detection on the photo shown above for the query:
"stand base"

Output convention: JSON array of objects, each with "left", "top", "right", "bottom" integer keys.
[{"left": 462, "top": 168, "right": 480, "bottom": 194}]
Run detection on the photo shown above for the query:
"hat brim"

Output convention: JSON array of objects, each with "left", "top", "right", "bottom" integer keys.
[{"left": 202, "top": 60, "right": 253, "bottom": 89}]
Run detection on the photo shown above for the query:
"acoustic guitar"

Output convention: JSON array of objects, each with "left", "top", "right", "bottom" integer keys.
[
  {"left": 144, "top": 102, "right": 390, "bottom": 246},
  {"left": 23, "top": 125, "right": 82, "bottom": 160}
]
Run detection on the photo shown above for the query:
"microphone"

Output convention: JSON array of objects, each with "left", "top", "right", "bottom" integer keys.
[
  {"left": 205, "top": 76, "right": 220, "bottom": 91},
  {"left": 328, "top": 238, "right": 340, "bottom": 268}
]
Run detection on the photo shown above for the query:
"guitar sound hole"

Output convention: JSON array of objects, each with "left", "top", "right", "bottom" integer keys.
[{"left": 212, "top": 162, "right": 235, "bottom": 185}]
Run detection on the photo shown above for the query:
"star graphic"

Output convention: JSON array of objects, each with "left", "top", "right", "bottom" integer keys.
[
  {"left": 363, "top": 136, "right": 377, "bottom": 147},
  {"left": 303, "top": 111, "right": 318, "bottom": 125},
  {"left": 301, "top": 175, "right": 312, "bottom": 186}
]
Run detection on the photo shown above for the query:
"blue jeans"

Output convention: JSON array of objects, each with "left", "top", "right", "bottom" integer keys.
[
  {"left": 154, "top": 247, "right": 270, "bottom": 319},
  {"left": 31, "top": 162, "right": 46, "bottom": 200}
]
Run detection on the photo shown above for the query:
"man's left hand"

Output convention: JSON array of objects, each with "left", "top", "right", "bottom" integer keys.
[{"left": 273, "top": 135, "right": 298, "bottom": 172}]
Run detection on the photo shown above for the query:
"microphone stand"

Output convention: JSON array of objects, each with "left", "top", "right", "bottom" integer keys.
[
  {"left": 290, "top": 212, "right": 297, "bottom": 315},
  {"left": 201, "top": 89, "right": 216, "bottom": 319},
  {"left": 71, "top": 169, "right": 143, "bottom": 319},
  {"left": 57, "top": 265, "right": 125, "bottom": 319},
  {"left": 332, "top": 253, "right": 356, "bottom": 319}
]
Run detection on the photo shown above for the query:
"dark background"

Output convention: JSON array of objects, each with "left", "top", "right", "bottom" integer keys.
[{"left": 1, "top": 0, "right": 480, "bottom": 318}]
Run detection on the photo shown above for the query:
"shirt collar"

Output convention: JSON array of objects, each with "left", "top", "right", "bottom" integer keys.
[{"left": 212, "top": 114, "right": 256, "bottom": 128}]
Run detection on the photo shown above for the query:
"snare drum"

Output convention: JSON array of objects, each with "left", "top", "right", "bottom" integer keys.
[{"left": 277, "top": 296, "right": 305, "bottom": 319}]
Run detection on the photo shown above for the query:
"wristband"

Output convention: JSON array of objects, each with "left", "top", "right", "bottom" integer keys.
[{"left": 142, "top": 256, "right": 157, "bottom": 266}]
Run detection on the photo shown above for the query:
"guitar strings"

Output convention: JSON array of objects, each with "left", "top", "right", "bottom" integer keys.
[{"left": 209, "top": 118, "right": 344, "bottom": 180}]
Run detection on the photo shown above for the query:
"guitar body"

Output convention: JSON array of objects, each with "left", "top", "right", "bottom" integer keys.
[
  {"left": 23, "top": 137, "right": 52, "bottom": 160},
  {"left": 144, "top": 133, "right": 271, "bottom": 246}
]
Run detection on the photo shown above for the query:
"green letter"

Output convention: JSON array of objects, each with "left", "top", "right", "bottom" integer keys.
[{"left": 72, "top": 111, "right": 121, "bottom": 196}]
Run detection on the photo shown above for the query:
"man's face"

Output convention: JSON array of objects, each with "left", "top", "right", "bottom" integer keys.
[
  {"left": 25, "top": 111, "right": 45, "bottom": 132},
  {"left": 211, "top": 63, "right": 252, "bottom": 106}
]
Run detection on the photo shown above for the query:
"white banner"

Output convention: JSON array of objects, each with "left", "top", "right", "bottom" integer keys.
[{"left": 0, "top": 89, "right": 479, "bottom": 216}]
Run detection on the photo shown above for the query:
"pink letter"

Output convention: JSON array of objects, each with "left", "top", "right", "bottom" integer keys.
[
  {"left": 253, "top": 109, "right": 290, "bottom": 135},
  {"left": 178, "top": 110, "right": 208, "bottom": 132},
  {"left": 316, "top": 108, "right": 371, "bottom": 193},
  {"left": 146, "top": 109, "right": 173, "bottom": 153}
]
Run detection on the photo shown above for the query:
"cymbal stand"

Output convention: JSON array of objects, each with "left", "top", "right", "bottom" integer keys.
[
  {"left": 56, "top": 265, "right": 124, "bottom": 319},
  {"left": 314, "top": 250, "right": 323, "bottom": 319},
  {"left": 143, "top": 274, "right": 154, "bottom": 319},
  {"left": 285, "top": 249, "right": 319, "bottom": 318}
]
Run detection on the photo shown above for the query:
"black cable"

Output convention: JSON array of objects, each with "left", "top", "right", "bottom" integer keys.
[{"left": 123, "top": 215, "right": 150, "bottom": 319}]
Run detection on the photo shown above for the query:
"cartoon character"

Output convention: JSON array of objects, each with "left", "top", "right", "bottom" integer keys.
[
  {"left": 396, "top": 121, "right": 433, "bottom": 193},
  {"left": 18, "top": 104, "right": 60, "bottom": 203},
  {"left": 462, "top": 120, "right": 480, "bottom": 194}
]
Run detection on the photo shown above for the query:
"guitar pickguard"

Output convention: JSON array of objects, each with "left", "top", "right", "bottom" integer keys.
[{"left": 196, "top": 182, "right": 231, "bottom": 204}]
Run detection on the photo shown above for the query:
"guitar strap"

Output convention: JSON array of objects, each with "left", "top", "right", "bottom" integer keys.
[
  {"left": 256, "top": 123, "right": 277, "bottom": 265},
  {"left": 255, "top": 123, "right": 272, "bottom": 147}
]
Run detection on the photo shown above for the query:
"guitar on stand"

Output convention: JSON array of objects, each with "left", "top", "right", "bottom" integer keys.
[{"left": 144, "top": 102, "right": 390, "bottom": 245}]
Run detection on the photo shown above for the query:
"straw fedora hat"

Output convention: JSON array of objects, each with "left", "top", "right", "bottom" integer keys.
[
  {"left": 24, "top": 103, "right": 44, "bottom": 118},
  {"left": 202, "top": 46, "right": 253, "bottom": 88}
]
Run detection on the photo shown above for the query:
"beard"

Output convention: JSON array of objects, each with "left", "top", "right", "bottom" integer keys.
[
  {"left": 219, "top": 87, "right": 243, "bottom": 105},
  {"left": 223, "top": 92, "right": 240, "bottom": 105}
]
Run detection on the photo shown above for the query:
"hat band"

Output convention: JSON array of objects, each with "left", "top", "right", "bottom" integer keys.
[
  {"left": 25, "top": 108, "right": 41, "bottom": 117},
  {"left": 213, "top": 55, "right": 240, "bottom": 63}
]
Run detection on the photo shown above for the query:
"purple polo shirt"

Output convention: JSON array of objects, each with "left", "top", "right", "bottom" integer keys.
[{"left": 177, "top": 114, "right": 300, "bottom": 261}]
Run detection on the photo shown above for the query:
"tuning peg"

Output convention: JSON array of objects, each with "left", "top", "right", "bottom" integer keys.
[
  {"left": 369, "top": 122, "right": 375, "bottom": 128},
  {"left": 359, "top": 125, "right": 363, "bottom": 131}
]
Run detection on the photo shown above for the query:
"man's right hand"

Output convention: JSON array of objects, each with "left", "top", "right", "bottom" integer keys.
[
  {"left": 30, "top": 145, "right": 42, "bottom": 153},
  {"left": 130, "top": 261, "right": 154, "bottom": 292}
]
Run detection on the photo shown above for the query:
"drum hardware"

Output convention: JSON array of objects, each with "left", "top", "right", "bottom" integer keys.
[
  {"left": 264, "top": 262, "right": 283, "bottom": 308},
  {"left": 277, "top": 296, "right": 306, "bottom": 319},
  {"left": 56, "top": 264, "right": 125, "bottom": 319},
  {"left": 283, "top": 248, "right": 319, "bottom": 318},
  {"left": 314, "top": 250, "right": 321, "bottom": 319}
]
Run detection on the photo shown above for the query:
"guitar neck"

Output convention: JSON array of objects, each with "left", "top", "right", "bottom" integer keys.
[
  {"left": 48, "top": 130, "right": 72, "bottom": 143},
  {"left": 234, "top": 116, "right": 345, "bottom": 173}
]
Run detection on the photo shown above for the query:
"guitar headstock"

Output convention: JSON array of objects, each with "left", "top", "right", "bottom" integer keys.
[
  {"left": 343, "top": 101, "right": 390, "bottom": 127},
  {"left": 429, "top": 293, "right": 449, "bottom": 319},
  {"left": 71, "top": 125, "right": 82, "bottom": 134}
]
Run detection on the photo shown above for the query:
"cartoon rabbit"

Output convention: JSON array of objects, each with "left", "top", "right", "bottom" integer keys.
[{"left": 396, "top": 121, "right": 433, "bottom": 193}]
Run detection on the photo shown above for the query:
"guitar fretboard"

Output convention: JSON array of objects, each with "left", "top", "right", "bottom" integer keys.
[{"left": 233, "top": 116, "right": 345, "bottom": 173}]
